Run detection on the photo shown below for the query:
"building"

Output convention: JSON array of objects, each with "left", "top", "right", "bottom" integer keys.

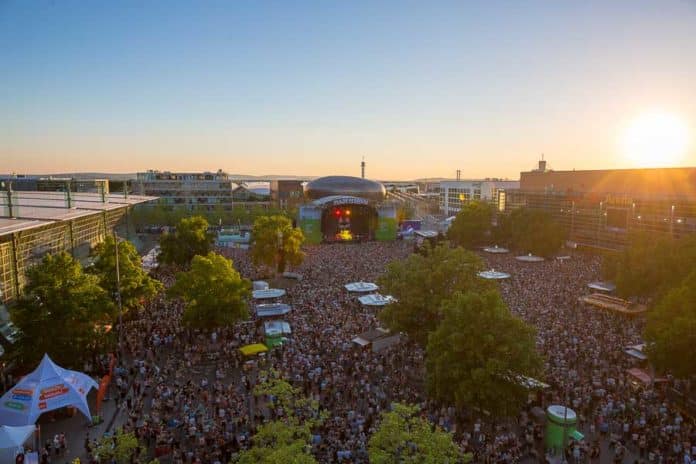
[
  {"left": 0, "top": 176, "right": 129, "bottom": 194},
  {"left": 0, "top": 183, "right": 155, "bottom": 306},
  {"left": 505, "top": 161, "right": 696, "bottom": 250},
  {"left": 439, "top": 179, "right": 520, "bottom": 216},
  {"left": 270, "top": 180, "right": 305, "bottom": 210},
  {"left": 136, "top": 170, "right": 268, "bottom": 209},
  {"left": 298, "top": 176, "right": 396, "bottom": 243}
]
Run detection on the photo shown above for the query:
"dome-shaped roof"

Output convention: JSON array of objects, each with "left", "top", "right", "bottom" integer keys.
[{"left": 304, "top": 176, "right": 386, "bottom": 201}]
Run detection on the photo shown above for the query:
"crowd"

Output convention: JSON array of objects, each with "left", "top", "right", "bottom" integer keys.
[{"left": 79, "top": 241, "right": 694, "bottom": 464}]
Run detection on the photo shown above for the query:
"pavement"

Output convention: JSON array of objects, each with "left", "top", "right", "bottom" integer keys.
[{"left": 36, "top": 383, "right": 129, "bottom": 463}]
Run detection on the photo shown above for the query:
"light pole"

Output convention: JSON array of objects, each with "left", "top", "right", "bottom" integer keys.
[{"left": 113, "top": 232, "right": 123, "bottom": 356}]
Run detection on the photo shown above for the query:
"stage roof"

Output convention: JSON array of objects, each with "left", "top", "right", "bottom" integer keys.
[{"left": 304, "top": 175, "right": 386, "bottom": 201}]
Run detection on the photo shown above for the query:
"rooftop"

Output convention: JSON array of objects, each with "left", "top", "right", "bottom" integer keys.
[{"left": 0, "top": 191, "right": 156, "bottom": 236}]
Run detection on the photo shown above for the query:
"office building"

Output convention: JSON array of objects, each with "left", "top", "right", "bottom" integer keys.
[
  {"left": 439, "top": 179, "right": 520, "bottom": 216},
  {"left": 505, "top": 161, "right": 696, "bottom": 250}
]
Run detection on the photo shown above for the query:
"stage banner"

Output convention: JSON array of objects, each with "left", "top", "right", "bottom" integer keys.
[
  {"left": 376, "top": 205, "right": 397, "bottom": 241},
  {"left": 298, "top": 206, "right": 322, "bottom": 244}
]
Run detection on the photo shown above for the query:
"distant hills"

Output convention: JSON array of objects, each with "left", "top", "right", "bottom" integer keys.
[{"left": 1, "top": 172, "right": 452, "bottom": 183}]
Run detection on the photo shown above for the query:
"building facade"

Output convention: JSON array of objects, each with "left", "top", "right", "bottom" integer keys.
[
  {"left": 506, "top": 164, "right": 696, "bottom": 250},
  {"left": 0, "top": 186, "right": 155, "bottom": 305},
  {"left": 439, "top": 180, "right": 520, "bottom": 216},
  {"left": 270, "top": 180, "right": 305, "bottom": 210},
  {"left": 136, "top": 170, "right": 241, "bottom": 209}
]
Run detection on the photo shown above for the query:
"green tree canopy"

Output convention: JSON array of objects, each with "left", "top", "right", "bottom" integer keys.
[
  {"left": 378, "top": 244, "right": 490, "bottom": 347},
  {"left": 236, "top": 371, "right": 321, "bottom": 464},
  {"left": 159, "top": 215, "right": 213, "bottom": 266},
  {"left": 446, "top": 201, "right": 493, "bottom": 249},
  {"left": 90, "top": 236, "right": 163, "bottom": 312},
  {"left": 426, "top": 290, "right": 543, "bottom": 416},
  {"left": 10, "top": 252, "right": 115, "bottom": 368},
  {"left": 168, "top": 252, "right": 251, "bottom": 329},
  {"left": 93, "top": 429, "right": 145, "bottom": 464},
  {"left": 605, "top": 233, "right": 696, "bottom": 298},
  {"left": 251, "top": 215, "right": 305, "bottom": 274},
  {"left": 496, "top": 208, "right": 564, "bottom": 257},
  {"left": 644, "top": 271, "right": 696, "bottom": 378},
  {"left": 368, "top": 403, "right": 462, "bottom": 464},
  {"left": 236, "top": 420, "right": 317, "bottom": 464}
]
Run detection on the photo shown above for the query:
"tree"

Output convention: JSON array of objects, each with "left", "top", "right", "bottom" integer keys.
[
  {"left": 426, "top": 290, "right": 542, "bottom": 416},
  {"left": 168, "top": 252, "right": 251, "bottom": 329},
  {"left": 159, "top": 215, "right": 213, "bottom": 266},
  {"left": 10, "top": 252, "right": 115, "bottom": 368},
  {"left": 251, "top": 215, "right": 305, "bottom": 274},
  {"left": 378, "top": 244, "right": 490, "bottom": 347},
  {"left": 644, "top": 271, "right": 696, "bottom": 378},
  {"left": 446, "top": 201, "right": 493, "bottom": 249},
  {"left": 93, "top": 429, "right": 145, "bottom": 464},
  {"left": 235, "top": 371, "right": 321, "bottom": 464},
  {"left": 90, "top": 236, "right": 163, "bottom": 313},
  {"left": 496, "top": 208, "right": 564, "bottom": 257},
  {"left": 236, "top": 421, "right": 317, "bottom": 464},
  {"left": 369, "top": 403, "right": 462, "bottom": 464},
  {"left": 607, "top": 233, "right": 696, "bottom": 298}
]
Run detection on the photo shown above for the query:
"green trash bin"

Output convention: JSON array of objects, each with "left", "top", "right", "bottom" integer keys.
[{"left": 545, "top": 405, "right": 581, "bottom": 455}]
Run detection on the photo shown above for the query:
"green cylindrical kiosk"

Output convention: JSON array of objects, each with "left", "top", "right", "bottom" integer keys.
[{"left": 545, "top": 405, "right": 578, "bottom": 455}]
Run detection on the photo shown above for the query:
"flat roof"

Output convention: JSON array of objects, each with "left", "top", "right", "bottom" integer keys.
[{"left": 1, "top": 191, "right": 156, "bottom": 236}]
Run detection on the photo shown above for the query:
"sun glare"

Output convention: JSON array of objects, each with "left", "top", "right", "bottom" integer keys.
[{"left": 620, "top": 111, "right": 690, "bottom": 168}]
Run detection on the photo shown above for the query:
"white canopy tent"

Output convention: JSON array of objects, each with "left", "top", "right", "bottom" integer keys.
[
  {"left": 0, "top": 354, "right": 98, "bottom": 426},
  {"left": 483, "top": 245, "right": 509, "bottom": 254},
  {"left": 344, "top": 282, "right": 379, "bottom": 293},
  {"left": 478, "top": 270, "right": 511, "bottom": 280},
  {"left": 0, "top": 425, "right": 35, "bottom": 462},
  {"left": 358, "top": 294, "right": 397, "bottom": 306},
  {"left": 587, "top": 281, "right": 616, "bottom": 293},
  {"left": 252, "top": 281, "right": 269, "bottom": 291},
  {"left": 515, "top": 254, "right": 545, "bottom": 262},
  {"left": 252, "top": 289, "right": 286, "bottom": 299}
]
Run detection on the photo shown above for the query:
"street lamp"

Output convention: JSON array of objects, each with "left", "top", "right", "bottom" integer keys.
[{"left": 113, "top": 232, "right": 124, "bottom": 356}]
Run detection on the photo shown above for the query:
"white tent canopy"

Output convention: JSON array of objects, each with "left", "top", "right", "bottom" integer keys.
[
  {"left": 0, "top": 424, "right": 35, "bottom": 463},
  {"left": 358, "top": 294, "right": 397, "bottom": 306},
  {"left": 478, "top": 270, "right": 511, "bottom": 280},
  {"left": 0, "top": 424, "right": 35, "bottom": 448},
  {"left": 252, "top": 289, "right": 286, "bottom": 299},
  {"left": 587, "top": 281, "right": 616, "bottom": 292},
  {"left": 0, "top": 354, "right": 98, "bottom": 426},
  {"left": 344, "top": 282, "right": 379, "bottom": 293},
  {"left": 515, "top": 254, "right": 545, "bottom": 262}
]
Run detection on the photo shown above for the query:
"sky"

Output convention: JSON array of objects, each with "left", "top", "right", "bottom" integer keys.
[{"left": 1, "top": 0, "right": 696, "bottom": 180}]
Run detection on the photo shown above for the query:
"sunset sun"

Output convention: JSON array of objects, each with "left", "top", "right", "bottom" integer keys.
[{"left": 620, "top": 111, "right": 690, "bottom": 168}]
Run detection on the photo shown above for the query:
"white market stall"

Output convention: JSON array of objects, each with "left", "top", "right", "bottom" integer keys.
[
  {"left": 344, "top": 282, "right": 379, "bottom": 293},
  {"left": 358, "top": 294, "right": 396, "bottom": 307},
  {"left": 256, "top": 303, "right": 292, "bottom": 318},
  {"left": 0, "top": 354, "right": 98, "bottom": 426},
  {"left": 477, "top": 269, "right": 511, "bottom": 280},
  {"left": 252, "top": 289, "right": 286, "bottom": 299},
  {"left": 587, "top": 281, "right": 616, "bottom": 293},
  {"left": 264, "top": 321, "right": 292, "bottom": 337},
  {"left": 252, "top": 281, "right": 269, "bottom": 291},
  {"left": 483, "top": 245, "right": 509, "bottom": 254},
  {"left": 515, "top": 253, "right": 545, "bottom": 262},
  {"left": 141, "top": 246, "right": 160, "bottom": 272}
]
